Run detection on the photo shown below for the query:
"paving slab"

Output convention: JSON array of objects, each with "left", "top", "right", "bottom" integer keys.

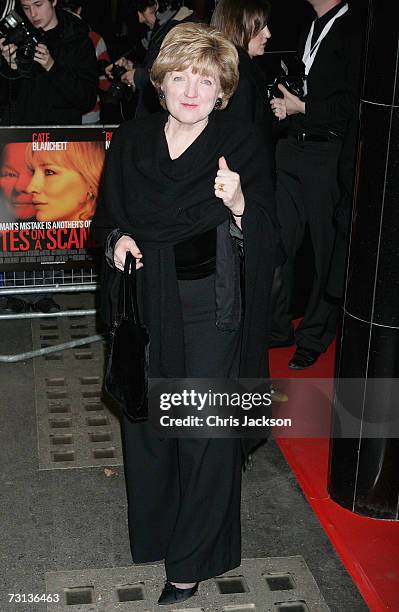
[
  {"left": 45, "top": 557, "right": 329, "bottom": 612},
  {"left": 31, "top": 303, "right": 123, "bottom": 470},
  {"left": 0, "top": 293, "right": 368, "bottom": 612}
]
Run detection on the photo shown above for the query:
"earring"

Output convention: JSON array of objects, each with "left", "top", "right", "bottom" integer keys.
[
  {"left": 87, "top": 191, "right": 95, "bottom": 200},
  {"left": 159, "top": 91, "right": 165, "bottom": 101},
  {"left": 214, "top": 97, "right": 223, "bottom": 110}
]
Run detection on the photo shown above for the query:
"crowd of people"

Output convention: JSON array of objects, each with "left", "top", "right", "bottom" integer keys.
[{"left": 0, "top": 0, "right": 363, "bottom": 605}]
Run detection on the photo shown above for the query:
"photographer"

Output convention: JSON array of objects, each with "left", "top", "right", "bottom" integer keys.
[
  {"left": 0, "top": 0, "right": 97, "bottom": 313},
  {"left": 0, "top": 0, "right": 97, "bottom": 125},
  {"left": 106, "top": 0, "right": 198, "bottom": 117}
]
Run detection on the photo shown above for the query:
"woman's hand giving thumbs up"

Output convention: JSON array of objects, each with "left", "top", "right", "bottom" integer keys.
[{"left": 214, "top": 156, "right": 245, "bottom": 221}]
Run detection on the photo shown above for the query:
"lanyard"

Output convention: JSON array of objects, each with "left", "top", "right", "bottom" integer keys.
[{"left": 302, "top": 3, "right": 349, "bottom": 79}]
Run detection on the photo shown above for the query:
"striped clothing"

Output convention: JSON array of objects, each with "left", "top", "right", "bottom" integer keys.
[{"left": 83, "top": 30, "right": 111, "bottom": 124}]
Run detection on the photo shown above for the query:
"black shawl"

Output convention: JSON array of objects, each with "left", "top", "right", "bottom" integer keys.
[{"left": 92, "top": 111, "right": 278, "bottom": 379}]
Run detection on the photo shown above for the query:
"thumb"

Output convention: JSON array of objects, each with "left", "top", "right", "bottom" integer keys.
[
  {"left": 218, "top": 156, "right": 229, "bottom": 170},
  {"left": 277, "top": 83, "right": 290, "bottom": 95}
]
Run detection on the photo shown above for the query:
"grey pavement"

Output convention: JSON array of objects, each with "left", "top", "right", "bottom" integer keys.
[{"left": 0, "top": 294, "right": 368, "bottom": 612}]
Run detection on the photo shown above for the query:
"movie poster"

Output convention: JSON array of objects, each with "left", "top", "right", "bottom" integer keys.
[{"left": 0, "top": 126, "right": 115, "bottom": 270}]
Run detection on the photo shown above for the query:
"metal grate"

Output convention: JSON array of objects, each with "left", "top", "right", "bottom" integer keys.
[
  {"left": 32, "top": 306, "right": 123, "bottom": 470},
  {"left": 45, "top": 557, "right": 330, "bottom": 611}
]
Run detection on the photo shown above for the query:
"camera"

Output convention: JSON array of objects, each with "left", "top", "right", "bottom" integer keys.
[
  {"left": 102, "top": 63, "right": 132, "bottom": 105},
  {"left": 266, "top": 74, "right": 305, "bottom": 101},
  {"left": 0, "top": 10, "right": 43, "bottom": 76},
  {"left": 266, "top": 55, "right": 305, "bottom": 101}
]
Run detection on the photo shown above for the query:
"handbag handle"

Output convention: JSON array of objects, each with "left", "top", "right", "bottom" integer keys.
[{"left": 121, "top": 251, "right": 141, "bottom": 324}]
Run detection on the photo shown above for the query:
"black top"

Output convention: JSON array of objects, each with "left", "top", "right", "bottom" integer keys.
[
  {"left": 1, "top": 9, "right": 97, "bottom": 126},
  {"left": 174, "top": 228, "right": 216, "bottom": 280},
  {"left": 288, "top": 3, "right": 362, "bottom": 138},
  {"left": 93, "top": 111, "right": 279, "bottom": 379},
  {"left": 311, "top": 2, "right": 345, "bottom": 46},
  {"left": 156, "top": 129, "right": 216, "bottom": 279}
]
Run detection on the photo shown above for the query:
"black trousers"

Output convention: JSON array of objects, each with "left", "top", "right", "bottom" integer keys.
[
  {"left": 122, "top": 274, "right": 243, "bottom": 582},
  {"left": 272, "top": 138, "right": 341, "bottom": 352}
]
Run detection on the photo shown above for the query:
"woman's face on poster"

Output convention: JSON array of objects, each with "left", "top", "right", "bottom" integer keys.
[
  {"left": 27, "top": 160, "right": 92, "bottom": 222},
  {"left": 0, "top": 143, "right": 36, "bottom": 221}
]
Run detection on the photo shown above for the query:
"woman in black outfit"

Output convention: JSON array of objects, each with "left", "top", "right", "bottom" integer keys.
[
  {"left": 212, "top": 0, "right": 287, "bottom": 400},
  {"left": 93, "top": 22, "right": 278, "bottom": 607},
  {"left": 211, "top": 0, "right": 273, "bottom": 152}
]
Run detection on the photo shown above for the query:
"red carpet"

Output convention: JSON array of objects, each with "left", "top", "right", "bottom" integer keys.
[{"left": 270, "top": 340, "right": 399, "bottom": 611}]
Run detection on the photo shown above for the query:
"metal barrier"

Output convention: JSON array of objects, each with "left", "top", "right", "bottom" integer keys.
[
  {"left": 0, "top": 124, "right": 112, "bottom": 361},
  {"left": 0, "top": 267, "right": 105, "bottom": 362}
]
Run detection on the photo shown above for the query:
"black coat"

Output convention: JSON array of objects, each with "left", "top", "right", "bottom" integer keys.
[
  {"left": 93, "top": 111, "right": 279, "bottom": 380},
  {"left": 1, "top": 9, "right": 97, "bottom": 126},
  {"left": 224, "top": 48, "right": 284, "bottom": 269},
  {"left": 224, "top": 48, "right": 273, "bottom": 154}
]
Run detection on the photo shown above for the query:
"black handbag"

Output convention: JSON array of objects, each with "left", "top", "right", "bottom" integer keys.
[{"left": 105, "top": 252, "right": 150, "bottom": 421}]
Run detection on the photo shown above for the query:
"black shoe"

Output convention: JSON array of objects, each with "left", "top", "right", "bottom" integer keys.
[
  {"left": 288, "top": 348, "right": 321, "bottom": 370},
  {"left": 2, "top": 297, "right": 30, "bottom": 314},
  {"left": 32, "top": 297, "right": 61, "bottom": 314},
  {"left": 158, "top": 581, "right": 198, "bottom": 605}
]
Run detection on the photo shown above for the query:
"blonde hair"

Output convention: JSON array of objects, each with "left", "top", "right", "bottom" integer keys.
[
  {"left": 150, "top": 22, "right": 239, "bottom": 110},
  {"left": 25, "top": 141, "right": 105, "bottom": 198}
]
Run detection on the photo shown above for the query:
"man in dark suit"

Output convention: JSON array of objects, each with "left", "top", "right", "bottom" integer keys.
[{"left": 270, "top": 0, "right": 362, "bottom": 369}]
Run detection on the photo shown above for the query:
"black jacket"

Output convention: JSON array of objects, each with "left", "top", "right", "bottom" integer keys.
[
  {"left": 1, "top": 9, "right": 97, "bottom": 126},
  {"left": 224, "top": 48, "right": 285, "bottom": 269},
  {"left": 290, "top": 5, "right": 363, "bottom": 137},
  {"left": 224, "top": 48, "right": 273, "bottom": 153}
]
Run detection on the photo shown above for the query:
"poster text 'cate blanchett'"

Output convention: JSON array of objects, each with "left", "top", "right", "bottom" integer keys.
[{"left": 0, "top": 126, "right": 114, "bottom": 269}]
